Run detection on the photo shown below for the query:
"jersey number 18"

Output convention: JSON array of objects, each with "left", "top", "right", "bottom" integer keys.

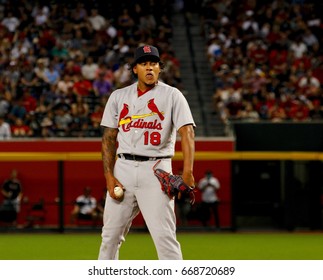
[{"left": 144, "top": 131, "right": 161, "bottom": 146}]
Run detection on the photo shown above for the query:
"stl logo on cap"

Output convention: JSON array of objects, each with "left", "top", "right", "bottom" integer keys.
[{"left": 143, "top": 45, "right": 152, "bottom": 53}]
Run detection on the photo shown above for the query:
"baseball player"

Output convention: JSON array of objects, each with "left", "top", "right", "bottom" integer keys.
[{"left": 98, "top": 45, "right": 195, "bottom": 260}]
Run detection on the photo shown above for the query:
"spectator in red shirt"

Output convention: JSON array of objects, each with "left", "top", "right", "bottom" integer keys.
[
  {"left": 291, "top": 53, "right": 312, "bottom": 73},
  {"left": 297, "top": 69, "right": 321, "bottom": 97},
  {"left": 63, "top": 60, "right": 81, "bottom": 77},
  {"left": 268, "top": 102, "right": 287, "bottom": 122},
  {"left": 287, "top": 99, "right": 310, "bottom": 121},
  {"left": 11, "top": 118, "right": 33, "bottom": 137},
  {"left": 268, "top": 49, "right": 288, "bottom": 78},
  {"left": 72, "top": 74, "right": 93, "bottom": 97},
  {"left": 247, "top": 40, "right": 268, "bottom": 66},
  {"left": 22, "top": 89, "right": 37, "bottom": 113}
]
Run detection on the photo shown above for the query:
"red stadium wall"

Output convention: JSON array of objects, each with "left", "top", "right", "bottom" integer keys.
[{"left": 0, "top": 138, "right": 234, "bottom": 229}]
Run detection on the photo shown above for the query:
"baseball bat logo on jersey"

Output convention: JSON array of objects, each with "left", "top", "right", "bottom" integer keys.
[{"left": 118, "top": 100, "right": 164, "bottom": 131}]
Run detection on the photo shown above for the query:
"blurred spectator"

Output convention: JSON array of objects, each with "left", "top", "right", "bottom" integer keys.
[
  {"left": 0, "top": 92, "right": 10, "bottom": 117},
  {"left": 0, "top": 115, "right": 11, "bottom": 139},
  {"left": 34, "top": 58, "right": 49, "bottom": 87},
  {"left": 207, "top": 37, "right": 222, "bottom": 64},
  {"left": 25, "top": 112, "right": 41, "bottom": 137},
  {"left": 247, "top": 40, "right": 268, "bottom": 66},
  {"left": 43, "top": 62, "right": 60, "bottom": 85},
  {"left": 40, "top": 111, "right": 55, "bottom": 137},
  {"left": 70, "top": 3, "right": 88, "bottom": 26},
  {"left": 87, "top": 8, "right": 106, "bottom": 32},
  {"left": 70, "top": 186, "right": 97, "bottom": 225},
  {"left": 288, "top": 98, "right": 311, "bottom": 121},
  {"left": 53, "top": 107, "right": 72, "bottom": 137},
  {"left": 8, "top": 98, "right": 27, "bottom": 124},
  {"left": 11, "top": 117, "right": 33, "bottom": 137},
  {"left": 50, "top": 41, "right": 69, "bottom": 60},
  {"left": 117, "top": 8, "right": 135, "bottom": 36},
  {"left": 1, "top": 11, "right": 20, "bottom": 33},
  {"left": 241, "top": 10, "right": 259, "bottom": 38},
  {"left": 302, "top": 27, "right": 319, "bottom": 53},
  {"left": 93, "top": 71, "right": 113, "bottom": 97},
  {"left": 239, "top": 101, "right": 260, "bottom": 122},
  {"left": 19, "top": 62, "right": 43, "bottom": 96},
  {"left": 95, "top": 62, "right": 115, "bottom": 84},
  {"left": 63, "top": 60, "right": 81, "bottom": 77},
  {"left": 297, "top": 69, "right": 321, "bottom": 96},
  {"left": 32, "top": 3, "right": 50, "bottom": 26},
  {"left": 81, "top": 57, "right": 98, "bottom": 81},
  {"left": 197, "top": 170, "right": 221, "bottom": 229},
  {"left": 0, "top": 169, "right": 23, "bottom": 225},
  {"left": 113, "top": 60, "right": 132, "bottom": 88},
  {"left": 70, "top": 95, "right": 90, "bottom": 136},
  {"left": 309, "top": 100, "right": 323, "bottom": 120},
  {"left": 21, "top": 89, "right": 37, "bottom": 113},
  {"left": 268, "top": 102, "right": 287, "bottom": 122},
  {"left": 290, "top": 36, "right": 308, "bottom": 59},
  {"left": 72, "top": 73, "right": 93, "bottom": 97},
  {"left": 56, "top": 74, "right": 74, "bottom": 95}
]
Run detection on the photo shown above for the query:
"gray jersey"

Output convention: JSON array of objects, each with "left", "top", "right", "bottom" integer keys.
[{"left": 101, "top": 81, "right": 195, "bottom": 157}]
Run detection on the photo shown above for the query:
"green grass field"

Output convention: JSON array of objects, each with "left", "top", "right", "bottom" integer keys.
[{"left": 0, "top": 231, "right": 322, "bottom": 260}]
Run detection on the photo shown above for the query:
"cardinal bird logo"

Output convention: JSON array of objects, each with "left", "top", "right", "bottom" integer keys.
[
  {"left": 148, "top": 98, "right": 164, "bottom": 121},
  {"left": 118, "top": 103, "right": 129, "bottom": 126}
]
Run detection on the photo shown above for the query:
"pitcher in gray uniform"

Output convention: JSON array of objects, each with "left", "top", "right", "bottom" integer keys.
[{"left": 98, "top": 45, "right": 195, "bottom": 260}]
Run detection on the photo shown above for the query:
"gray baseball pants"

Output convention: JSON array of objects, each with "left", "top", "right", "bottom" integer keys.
[{"left": 98, "top": 157, "right": 182, "bottom": 260}]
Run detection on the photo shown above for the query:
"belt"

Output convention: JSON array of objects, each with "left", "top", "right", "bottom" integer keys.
[{"left": 118, "top": 153, "right": 171, "bottom": 161}]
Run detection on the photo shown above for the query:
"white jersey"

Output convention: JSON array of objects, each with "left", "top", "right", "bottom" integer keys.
[{"left": 101, "top": 81, "right": 195, "bottom": 157}]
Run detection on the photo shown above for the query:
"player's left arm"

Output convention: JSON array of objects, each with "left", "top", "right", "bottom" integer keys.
[{"left": 178, "top": 124, "right": 195, "bottom": 187}]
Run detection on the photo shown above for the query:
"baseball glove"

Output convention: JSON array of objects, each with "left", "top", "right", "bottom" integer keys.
[{"left": 153, "top": 160, "right": 196, "bottom": 204}]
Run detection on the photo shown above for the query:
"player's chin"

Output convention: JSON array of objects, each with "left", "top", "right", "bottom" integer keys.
[{"left": 144, "top": 81, "right": 157, "bottom": 88}]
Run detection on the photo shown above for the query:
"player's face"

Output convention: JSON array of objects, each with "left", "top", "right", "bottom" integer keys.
[{"left": 134, "top": 61, "right": 161, "bottom": 90}]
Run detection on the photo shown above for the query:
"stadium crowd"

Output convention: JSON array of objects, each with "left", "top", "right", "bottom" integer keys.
[
  {"left": 199, "top": 0, "right": 323, "bottom": 125},
  {"left": 2, "top": 0, "right": 323, "bottom": 139},
  {"left": 0, "top": 0, "right": 181, "bottom": 138}
]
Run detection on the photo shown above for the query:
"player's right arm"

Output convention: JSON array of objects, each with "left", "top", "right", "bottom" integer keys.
[{"left": 102, "top": 127, "right": 123, "bottom": 199}]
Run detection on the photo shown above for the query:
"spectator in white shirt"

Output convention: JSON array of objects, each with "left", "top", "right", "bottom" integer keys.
[
  {"left": 0, "top": 116, "right": 11, "bottom": 140},
  {"left": 1, "top": 11, "right": 20, "bottom": 33},
  {"left": 81, "top": 57, "right": 98, "bottom": 81},
  {"left": 88, "top": 8, "right": 106, "bottom": 31},
  {"left": 198, "top": 170, "right": 221, "bottom": 229}
]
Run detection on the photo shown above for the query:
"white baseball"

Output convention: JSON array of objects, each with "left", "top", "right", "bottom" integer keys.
[{"left": 114, "top": 186, "right": 124, "bottom": 198}]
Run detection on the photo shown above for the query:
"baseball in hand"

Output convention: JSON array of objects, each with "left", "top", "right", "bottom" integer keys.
[{"left": 114, "top": 186, "right": 124, "bottom": 198}]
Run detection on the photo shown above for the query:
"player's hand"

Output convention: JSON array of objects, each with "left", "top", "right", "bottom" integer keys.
[{"left": 106, "top": 175, "right": 125, "bottom": 200}]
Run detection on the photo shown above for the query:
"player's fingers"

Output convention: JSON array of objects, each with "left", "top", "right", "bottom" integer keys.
[{"left": 115, "top": 180, "right": 125, "bottom": 191}]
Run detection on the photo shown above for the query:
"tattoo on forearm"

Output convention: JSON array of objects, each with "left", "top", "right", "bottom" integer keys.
[{"left": 101, "top": 128, "right": 118, "bottom": 175}]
